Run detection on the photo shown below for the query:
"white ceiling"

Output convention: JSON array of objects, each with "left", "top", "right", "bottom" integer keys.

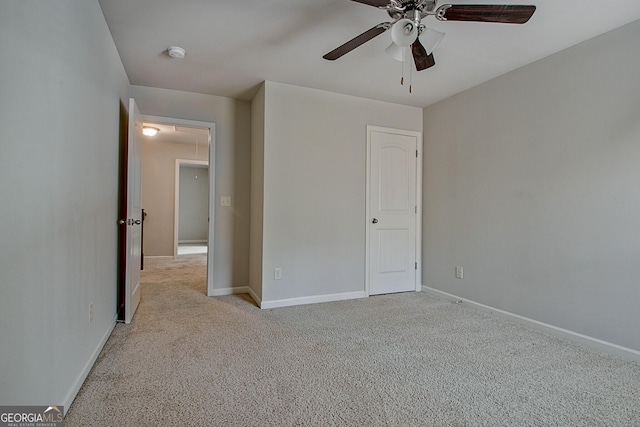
[{"left": 99, "top": 0, "right": 640, "bottom": 108}]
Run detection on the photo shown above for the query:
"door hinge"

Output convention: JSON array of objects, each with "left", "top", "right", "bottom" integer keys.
[
  {"left": 415, "top": 262, "right": 417, "bottom": 270},
  {"left": 415, "top": 206, "right": 417, "bottom": 214},
  {"left": 416, "top": 150, "right": 418, "bottom": 158}
]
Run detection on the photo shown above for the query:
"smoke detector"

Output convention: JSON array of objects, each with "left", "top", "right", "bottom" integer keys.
[{"left": 167, "top": 46, "right": 186, "bottom": 59}]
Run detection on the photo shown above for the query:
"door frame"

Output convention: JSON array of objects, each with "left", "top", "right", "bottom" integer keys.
[
  {"left": 174, "top": 159, "right": 209, "bottom": 257},
  {"left": 365, "top": 125, "right": 423, "bottom": 296},
  {"left": 142, "top": 115, "right": 216, "bottom": 296}
]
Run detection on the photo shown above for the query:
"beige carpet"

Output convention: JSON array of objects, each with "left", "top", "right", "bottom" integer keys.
[{"left": 65, "top": 256, "right": 640, "bottom": 426}]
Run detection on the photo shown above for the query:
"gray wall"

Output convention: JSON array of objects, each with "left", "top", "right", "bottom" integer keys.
[
  {"left": 141, "top": 138, "right": 208, "bottom": 256},
  {"left": 0, "top": 0, "right": 130, "bottom": 407},
  {"left": 179, "top": 166, "right": 209, "bottom": 243},
  {"left": 422, "top": 20, "right": 640, "bottom": 351},
  {"left": 254, "top": 82, "right": 422, "bottom": 304},
  {"left": 132, "top": 86, "right": 251, "bottom": 290}
]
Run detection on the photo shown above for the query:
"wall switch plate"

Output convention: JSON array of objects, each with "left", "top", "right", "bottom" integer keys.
[
  {"left": 274, "top": 268, "right": 282, "bottom": 280},
  {"left": 455, "top": 266, "right": 463, "bottom": 279},
  {"left": 220, "top": 196, "right": 232, "bottom": 207}
]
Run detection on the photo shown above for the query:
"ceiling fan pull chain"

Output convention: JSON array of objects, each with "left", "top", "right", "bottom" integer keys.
[
  {"left": 409, "top": 57, "right": 413, "bottom": 93},
  {"left": 400, "top": 47, "right": 405, "bottom": 86}
]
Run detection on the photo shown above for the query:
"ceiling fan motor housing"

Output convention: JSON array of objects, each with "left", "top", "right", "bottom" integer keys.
[{"left": 388, "top": 0, "right": 437, "bottom": 20}]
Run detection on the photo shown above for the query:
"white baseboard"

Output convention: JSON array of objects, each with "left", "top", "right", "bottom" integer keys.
[
  {"left": 178, "top": 240, "right": 207, "bottom": 244},
  {"left": 62, "top": 315, "right": 116, "bottom": 415},
  {"left": 208, "top": 286, "right": 250, "bottom": 297},
  {"left": 423, "top": 287, "right": 640, "bottom": 363},
  {"left": 144, "top": 256, "right": 174, "bottom": 260},
  {"left": 247, "top": 287, "right": 262, "bottom": 307},
  {"left": 206, "top": 286, "right": 366, "bottom": 310},
  {"left": 260, "top": 291, "right": 367, "bottom": 310},
  {"left": 207, "top": 285, "right": 262, "bottom": 308}
]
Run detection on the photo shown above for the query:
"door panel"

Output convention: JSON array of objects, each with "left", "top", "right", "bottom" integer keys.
[
  {"left": 379, "top": 146, "right": 409, "bottom": 212},
  {"left": 368, "top": 128, "right": 418, "bottom": 295},
  {"left": 379, "top": 229, "right": 408, "bottom": 273},
  {"left": 124, "top": 98, "right": 142, "bottom": 323}
]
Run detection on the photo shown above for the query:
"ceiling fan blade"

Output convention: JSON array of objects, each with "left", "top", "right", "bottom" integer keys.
[
  {"left": 436, "top": 5, "right": 536, "bottom": 24},
  {"left": 323, "top": 23, "right": 390, "bottom": 61},
  {"left": 350, "top": 0, "right": 391, "bottom": 7},
  {"left": 411, "top": 39, "right": 435, "bottom": 71}
]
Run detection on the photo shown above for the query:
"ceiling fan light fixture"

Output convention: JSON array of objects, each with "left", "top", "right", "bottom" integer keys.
[
  {"left": 385, "top": 42, "right": 404, "bottom": 61},
  {"left": 391, "top": 19, "right": 418, "bottom": 47},
  {"left": 142, "top": 126, "right": 159, "bottom": 137},
  {"left": 420, "top": 28, "right": 445, "bottom": 55}
]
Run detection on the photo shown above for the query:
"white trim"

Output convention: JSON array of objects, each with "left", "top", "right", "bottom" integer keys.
[
  {"left": 178, "top": 240, "right": 208, "bottom": 245},
  {"left": 142, "top": 115, "right": 216, "bottom": 297},
  {"left": 415, "top": 135, "right": 423, "bottom": 293},
  {"left": 209, "top": 286, "right": 250, "bottom": 296},
  {"left": 62, "top": 316, "right": 116, "bottom": 415},
  {"left": 247, "top": 287, "right": 262, "bottom": 307},
  {"left": 174, "top": 159, "right": 209, "bottom": 258},
  {"left": 365, "top": 125, "right": 423, "bottom": 296},
  {"left": 210, "top": 286, "right": 263, "bottom": 309},
  {"left": 206, "top": 129, "right": 216, "bottom": 297},
  {"left": 423, "top": 287, "right": 640, "bottom": 363},
  {"left": 260, "top": 291, "right": 367, "bottom": 310},
  {"left": 144, "top": 256, "right": 174, "bottom": 261},
  {"left": 365, "top": 130, "right": 372, "bottom": 296}
]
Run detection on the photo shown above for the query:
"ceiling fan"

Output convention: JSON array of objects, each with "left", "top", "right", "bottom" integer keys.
[{"left": 323, "top": 0, "right": 536, "bottom": 72}]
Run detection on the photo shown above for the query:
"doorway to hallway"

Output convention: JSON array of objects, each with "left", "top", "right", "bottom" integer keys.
[{"left": 140, "top": 115, "right": 216, "bottom": 296}]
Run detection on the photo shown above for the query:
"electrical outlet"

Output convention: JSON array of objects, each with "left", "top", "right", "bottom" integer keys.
[
  {"left": 89, "top": 302, "right": 94, "bottom": 322},
  {"left": 274, "top": 268, "right": 282, "bottom": 280},
  {"left": 455, "top": 266, "right": 463, "bottom": 279}
]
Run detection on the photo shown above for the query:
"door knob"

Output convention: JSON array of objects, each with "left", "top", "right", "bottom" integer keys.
[
  {"left": 371, "top": 218, "right": 378, "bottom": 224},
  {"left": 118, "top": 219, "right": 141, "bottom": 226}
]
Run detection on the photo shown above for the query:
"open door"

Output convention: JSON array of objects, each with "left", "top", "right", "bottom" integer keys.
[{"left": 117, "top": 98, "right": 143, "bottom": 323}]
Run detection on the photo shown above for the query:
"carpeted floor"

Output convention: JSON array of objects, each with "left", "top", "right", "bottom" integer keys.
[{"left": 65, "top": 256, "right": 640, "bottom": 426}]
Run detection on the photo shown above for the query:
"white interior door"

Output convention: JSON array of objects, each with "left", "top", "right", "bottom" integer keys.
[
  {"left": 367, "top": 126, "right": 420, "bottom": 295},
  {"left": 124, "top": 98, "right": 142, "bottom": 323}
]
